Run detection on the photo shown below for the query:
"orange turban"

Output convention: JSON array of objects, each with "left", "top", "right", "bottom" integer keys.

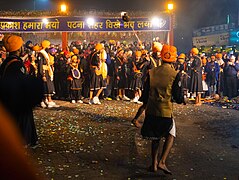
[
  {"left": 95, "top": 43, "right": 104, "bottom": 51},
  {"left": 3, "top": 35, "right": 23, "bottom": 52},
  {"left": 141, "top": 50, "right": 148, "bottom": 55},
  {"left": 216, "top": 53, "right": 222, "bottom": 59},
  {"left": 152, "top": 42, "right": 163, "bottom": 53},
  {"left": 41, "top": 40, "right": 51, "bottom": 49},
  {"left": 135, "top": 51, "right": 142, "bottom": 57},
  {"left": 211, "top": 55, "right": 216, "bottom": 60},
  {"left": 32, "top": 45, "right": 40, "bottom": 51},
  {"left": 202, "top": 57, "right": 207, "bottom": 64},
  {"left": 191, "top": 48, "right": 199, "bottom": 55},
  {"left": 161, "top": 45, "right": 177, "bottom": 63},
  {"left": 178, "top": 53, "right": 186, "bottom": 59},
  {"left": 73, "top": 48, "right": 79, "bottom": 55}
]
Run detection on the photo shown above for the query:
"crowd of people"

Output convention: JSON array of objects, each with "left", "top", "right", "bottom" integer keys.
[
  {"left": 1, "top": 36, "right": 238, "bottom": 108},
  {"left": 1, "top": 33, "right": 239, "bottom": 176}
]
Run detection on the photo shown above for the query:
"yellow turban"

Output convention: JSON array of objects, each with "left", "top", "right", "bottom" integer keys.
[
  {"left": 95, "top": 43, "right": 104, "bottom": 51},
  {"left": 178, "top": 53, "right": 186, "bottom": 59},
  {"left": 70, "top": 52, "right": 74, "bottom": 57},
  {"left": 71, "top": 55, "right": 78, "bottom": 61},
  {"left": 3, "top": 35, "right": 24, "bottom": 52},
  {"left": 161, "top": 45, "right": 177, "bottom": 63},
  {"left": 191, "top": 48, "right": 199, "bottom": 55},
  {"left": 109, "top": 40, "right": 116, "bottom": 45},
  {"left": 41, "top": 40, "right": 51, "bottom": 49}
]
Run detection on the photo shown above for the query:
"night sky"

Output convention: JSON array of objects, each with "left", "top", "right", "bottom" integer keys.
[{"left": 0, "top": 0, "right": 238, "bottom": 52}]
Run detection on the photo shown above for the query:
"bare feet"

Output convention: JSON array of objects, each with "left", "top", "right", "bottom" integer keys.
[
  {"left": 148, "top": 165, "right": 157, "bottom": 172},
  {"left": 158, "top": 162, "right": 172, "bottom": 175}
]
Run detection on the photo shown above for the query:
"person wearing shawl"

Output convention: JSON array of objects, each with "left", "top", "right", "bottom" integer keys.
[{"left": 37, "top": 40, "right": 59, "bottom": 108}]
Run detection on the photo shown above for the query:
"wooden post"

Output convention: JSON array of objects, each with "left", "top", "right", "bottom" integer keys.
[{"left": 62, "top": 32, "right": 68, "bottom": 50}]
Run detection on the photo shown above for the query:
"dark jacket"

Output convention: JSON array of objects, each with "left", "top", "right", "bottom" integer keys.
[{"left": 224, "top": 62, "right": 239, "bottom": 77}]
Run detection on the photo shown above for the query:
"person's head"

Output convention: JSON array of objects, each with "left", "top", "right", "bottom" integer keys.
[
  {"left": 161, "top": 45, "right": 177, "bottom": 63},
  {"left": 141, "top": 49, "right": 148, "bottom": 58},
  {"left": 135, "top": 51, "right": 142, "bottom": 61},
  {"left": 211, "top": 55, "right": 216, "bottom": 62},
  {"left": 48, "top": 47, "right": 57, "bottom": 56},
  {"left": 64, "top": 51, "right": 71, "bottom": 59},
  {"left": 201, "top": 57, "right": 207, "bottom": 66},
  {"left": 216, "top": 53, "right": 222, "bottom": 60},
  {"left": 178, "top": 53, "right": 185, "bottom": 64},
  {"left": 152, "top": 42, "right": 163, "bottom": 53},
  {"left": 71, "top": 55, "right": 78, "bottom": 63},
  {"left": 32, "top": 44, "right": 41, "bottom": 52},
  {"left": 190, "top": 47, "right": 199, "bottom": 56},
  {"left": 41, "top": 40, "right": 51, "bottom": 50},
  {"left": 207, "top": 57, "right": 211, "bottom": 62},
  {"left": 95, "top": 43, "right": 104, "bottom": 53},
  {"left": 3, "top": 35, "right": 24, "bottom": 56},
  {"left": 25, "top": 40, "right": 33, "bottom": 50},
  {"left": 73, "top": 48, "right": 79, "bottom": 55},
  {"left": 229, "top": 55, "right": 236, "bottom": 63},
  {"left": 152, "top": 42, "right": 162, "bottom": 58}
]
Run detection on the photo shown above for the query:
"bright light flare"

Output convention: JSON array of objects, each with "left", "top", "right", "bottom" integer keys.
[
  {"left": 42, "top": 18, "right": 49, "bottom": 24},
  {"left": 168, "top": 3, "right": 174, "bottom": 10},
  {"left": 151, "top": 17, "right": 163, "bottom": 27},
  {"left": 86, "top": 18, "right": 95, "bottom": 26},
  {"left": 61, "top": 4, "right": 67, "bottom": 12}
]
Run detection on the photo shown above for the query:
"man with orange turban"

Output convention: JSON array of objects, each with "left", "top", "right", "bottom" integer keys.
[
  {"left": 189, "top": 47, "right": 203, "bottom": 105},
  {"left": 138, "top": 45, "right": 180, "bottom": 175},
  {"left": 0, "top": 35, "right": 43, "bottom": 147}
]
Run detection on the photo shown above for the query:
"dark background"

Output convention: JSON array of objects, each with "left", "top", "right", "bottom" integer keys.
[{"left": 1, "top": 0, "right": 238, "bottom": 52}]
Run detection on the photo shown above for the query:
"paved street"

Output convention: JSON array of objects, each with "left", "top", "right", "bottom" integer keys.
[{"left": 30, "top": 100, "right": 239, "bottom": 180}]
